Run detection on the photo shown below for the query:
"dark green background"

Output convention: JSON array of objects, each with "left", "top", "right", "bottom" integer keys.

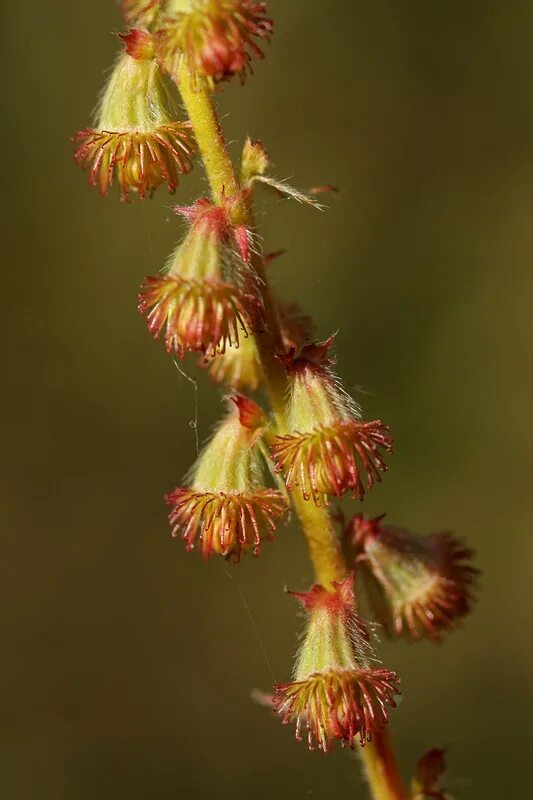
[{"left": 3, "top": 1, "right": 531, "bottom": 797}]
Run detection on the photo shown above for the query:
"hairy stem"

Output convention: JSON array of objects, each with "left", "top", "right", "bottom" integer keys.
[
  {"left": 290, "top": 496, "right": 346, "bottom": 588},
  {"left": 175, "top": 65, "right": 406, "bottom": 800},
  {"left": 361, "top": 731, "right": 406, "bottom": 800},
  {"left": 177, "top": 63, "right": 287, "bottom": 427}
]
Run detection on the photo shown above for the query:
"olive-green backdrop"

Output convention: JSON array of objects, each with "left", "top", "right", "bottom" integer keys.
[{"left": 3, "top": 1, "right": 532, "bottom": 798}]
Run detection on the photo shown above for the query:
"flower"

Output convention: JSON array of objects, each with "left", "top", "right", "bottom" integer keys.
[
  {"left": 166, "top": 396, "right": 287, "bottom": 560},
  {"left": 272, "top": 575, "right": 400, "bottom": 751},
  {"left": 122, "top": 1, "right": 160, "bottom": 28},
  {"left": 347, "top": 514, "right": 478, "bottom": 641},
  {"left": 156, "top": 0, "right": 273, "bottom": 88},
  {"left": 73, "top": 31, "right": 195, "bottom": 200},
  {"left": 138, "top": 198, "right": 263, "bottom": 357},
  {"left": 271, "top": 338, "right": 392, "bottom": 505}
]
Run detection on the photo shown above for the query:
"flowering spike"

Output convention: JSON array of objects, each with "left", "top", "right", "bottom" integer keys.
[
  {"left": 271, "top": 339, "right": 392, "bottom": 505},
  {"left": 156, "top": 0, "right": 273, "bottom": 89},
  {"left": 273, "top": 576, "right": 400, "bottom": 751},
  {"left": 347, "top": 514, "right": 478, "bottom": 642},
  {"left": 73, "top": 35, "right": 195, "bottom": 200},
  {"left": 138, "top": 197, "right": 263, "bottom": 357},
  {"left": 166, "top": 397, "right": 287, "bottom": 560}
]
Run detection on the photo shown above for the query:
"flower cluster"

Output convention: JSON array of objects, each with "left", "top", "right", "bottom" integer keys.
[
  {"left": 166, "top": 396, "right": 287, "bottom": 560},
  {"left": 73, "top": 30, "right": 195, "bottom": 201},
  {"left": 271, "top": 338, "right": 393, "bottom": 505},
  {"left": 156, "top": 0, "right": 273, "bottom": 88},
  {"left": 346, "top": 514, "right": 478, "bottom": 641},
  {"left": 273, "top": 575, "right": 400, "bottom": 751},
  {"left": 138, "top": 197, "right": 263, "bottom": 357}
]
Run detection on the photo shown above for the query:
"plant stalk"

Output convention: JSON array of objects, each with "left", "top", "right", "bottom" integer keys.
[
  {"left": 361, "top": 731, "right": 406, "bottom": 800},
  {"left": 175, "top": 64, "right": 406, "bottom": 800}
]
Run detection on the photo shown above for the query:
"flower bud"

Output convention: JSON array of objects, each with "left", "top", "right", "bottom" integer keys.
[
  {"left": 271, "top": 338, "right": 392, "bottom": 505},
  {"left": 347, "top": 514, "right": 478, "bottom": 641},
  {"left": 273, "top": 575, "right": 400, "bottom": 751},
  {"left": 241, "top": 137, "right": 270, "bottom": 185},
  {"left": 73, "top": 31, "right": 195, "bottom": 200},
  {"left": 156, "top": 0, "right": 273, "bottom": 89},
  {"left": 122, "top": 1, "right": 161, "bottom": 27},
  {"left": 166, "top": 396, "right": 287, "bottom": 560},
  {"left": 241, "top": 137, "right": 323, "bottom": 207},
  {"left": 138, "top": 198, "right": 263, "bottom": 357}
]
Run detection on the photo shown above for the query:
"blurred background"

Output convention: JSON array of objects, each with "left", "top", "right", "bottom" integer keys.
[{"left": 3, "top": 1, "right": 532, "bottom": 797}]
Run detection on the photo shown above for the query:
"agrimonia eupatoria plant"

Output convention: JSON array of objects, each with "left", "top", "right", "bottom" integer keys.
[{"left": 74, "top": 3, "right": 478, "bottom": 797}]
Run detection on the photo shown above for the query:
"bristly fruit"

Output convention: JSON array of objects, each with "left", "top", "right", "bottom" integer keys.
[
  {"left": 166, "top": 396, "right": 287, "bottom": 560},
  {"left": 271, "top": 337, "right": 392, "bottom": 505},
  {"left": 347, "top": 514, "right": 478, "bottom": 642},
  {"left": 156, "top": 0, "right": 273, "bottom": 88},
  {"left": 272, "top": 574, "right": 400, "bottom": 751},
  {"left": 73, "top": 30, "right": 195, "bottom": 200},
  {"left": 138, "top": 197, "right": 263, "bottom": 357}
]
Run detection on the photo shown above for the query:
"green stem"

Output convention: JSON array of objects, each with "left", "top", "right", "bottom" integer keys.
[
  {"left": 178, "top": 62, "right": 288, "bottom": 430},
  {"left": 175, "top": 65, "right": 406, "bottom": 800},
  {"left": 361, "top": 731, "right": 406, "bottom": 800}
]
